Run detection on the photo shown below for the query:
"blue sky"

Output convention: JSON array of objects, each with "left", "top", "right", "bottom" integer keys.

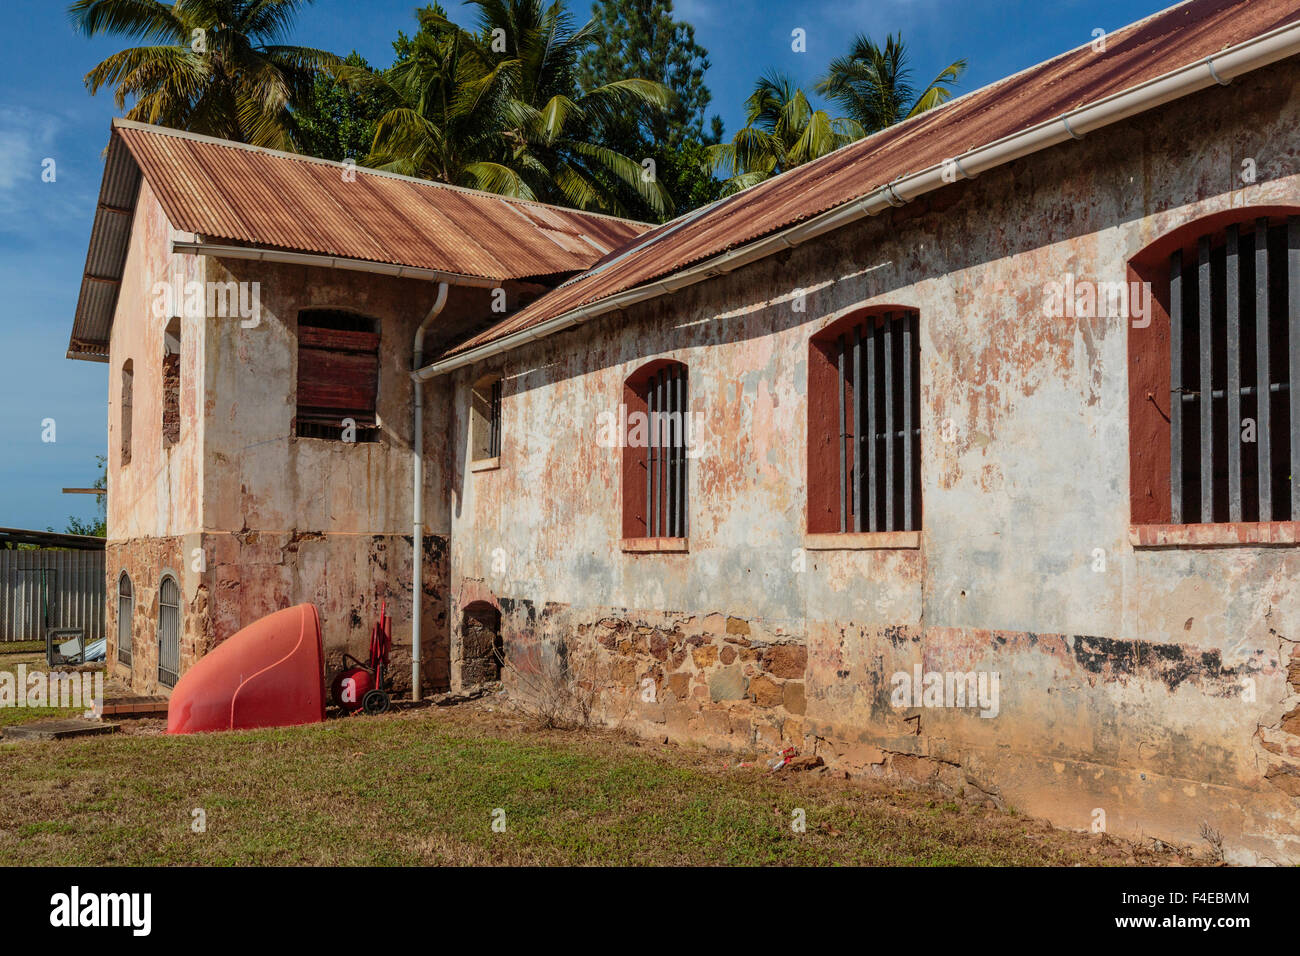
[{"left": 0, "top": 0, "right": 1165, "bottom": 531}]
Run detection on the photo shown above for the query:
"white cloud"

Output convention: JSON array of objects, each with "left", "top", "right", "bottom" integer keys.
[
  {"left": 672, "top": 0, "right": 718, "bottom": 28},
  {"left": 0, "top": 105, "right": 60, "bottom": 193},
  {"left": 0, "top": 105, "right": 94, "bottom": 238}
]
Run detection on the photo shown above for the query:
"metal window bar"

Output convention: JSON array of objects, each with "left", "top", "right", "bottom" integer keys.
[
  {"left": 837, "top": 335, "right": 847, "bottom": 533},
  {"left": 903, "top": 312, "right": 915, "bottom": 531},
  {"left": 866, "top": 322, "right": 878, "bottom": 532},
  {"left": 1227, "top": 224, "right": 1242, "bottom": 522},
  {"left": 658, "top": 368, "right": 668, "bottom": 536},
  {"left": 852, "top": 327, "right": 862, "bottom": 531},
  {"left": 644, "top": 374, "right": 653, "bottom": 537},
  {"left": 835, "top": 313, "right": 922, "bottom": 533},
  {"left": 648, "top": 373, "right": 658, "bottom": 537},
  {"left": 1256, "top": 218, "right": 1272, "bottom": 520},
  {"left": 643, "top": 366, "right": 689, "bottom": 539},
  {"left": 1290, "top": 216, "right": 1300, "bottom": 519},
  {"left": 678, "top": 368, "right": 688, "bottom": 537},
  {"left": 1172, "top": 218, "right": 1297, "bottom": 524},
  {"left": 158, "top": 576, "right": 180, "bottom": 688},
  {"left": 1170, "top": 248, "right": 1184, "bottom": 523},
  {"left": 883, "top": 314, "right": 895, "bottom": 531},
  {"left": 1198, "top": 234, "right": 1214, "bottom": 524},
  {"left": 117, "top": 573, "right": 132, "bottom": 666},
  {"left": 489, "top": 380, "right": 502, "bottom": 458},
  {"left": 666, "top": 367, "right": 677, "bottom": 538}
]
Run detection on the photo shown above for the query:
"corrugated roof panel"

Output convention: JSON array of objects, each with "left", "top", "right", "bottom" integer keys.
[
  {"left": 393, "top": 181, "right": 513, "bottom": 277},
  {"left": 68, "top": 121, "right": 649, "bottom": 357},
  {"left": 444, "top": 0, "right": 1300, "bottom": 359},
  {"left": 112, "top": 122, "right": 646, "bottom": 278}
]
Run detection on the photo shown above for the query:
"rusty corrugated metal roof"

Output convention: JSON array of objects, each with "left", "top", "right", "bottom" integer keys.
[
  {"left": 115, "top": 121, "right": 648, "bottom": 279},
  {"left": 67, "top": 120, "right": 649, "bottom": 359},
  {"left": 443, "top": 0, "right": 1300, "bottom": 360}
]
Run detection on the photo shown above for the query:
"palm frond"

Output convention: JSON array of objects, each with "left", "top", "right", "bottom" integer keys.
[{"left": 68, "top": 0, "right": 184, "bottom": 43}]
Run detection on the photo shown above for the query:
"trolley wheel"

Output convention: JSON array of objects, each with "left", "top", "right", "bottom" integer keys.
[{"left": 362, "top": 689, "right": 391, "bottom": 715}]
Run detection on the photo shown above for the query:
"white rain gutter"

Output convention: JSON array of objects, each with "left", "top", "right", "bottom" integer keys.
[
  {"left": 413, "top": 16, "right": 1300, "bottom": 381},
  {"left": 411, "top": 281, "right": 449, "bottom": 701},
  {"left": 170, "top": 239, "right": 501, "bottom": 288}
]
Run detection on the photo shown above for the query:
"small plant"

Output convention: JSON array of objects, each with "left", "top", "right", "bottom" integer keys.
[
  {"left": 1199, "top": 821, "right": 1226, "bottom": 862},
  {"left": 498, "top": 641, "right": 608, "bottom": 731}
]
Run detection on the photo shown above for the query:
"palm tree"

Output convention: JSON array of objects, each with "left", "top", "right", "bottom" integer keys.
[
  {"left": 69, "top": 0, "right": 344, "bottom": 150},
  {"left": 816, "top": 33, "right": 966, "bottom": 134},
  {"left": 359, "top": 8, "right": 494, "bottom": 186},
  {"left": 707, "top": 72, "right": 862, "bottom": 194},
  {"left": 366, "top": 0, "right": 675, "bottom": 218}
]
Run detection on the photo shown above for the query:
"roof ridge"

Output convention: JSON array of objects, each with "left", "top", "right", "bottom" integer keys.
[{"left": 110, "top": 118, "right": 652, "bottom": 228}]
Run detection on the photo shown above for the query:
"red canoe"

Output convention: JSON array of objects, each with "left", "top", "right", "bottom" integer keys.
[{"left": 167, "top": 603, "right": 326, "bottom": 734}]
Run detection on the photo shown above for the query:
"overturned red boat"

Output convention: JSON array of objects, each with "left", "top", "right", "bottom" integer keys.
[{"left": 167, "top": 603, "right": 326, "bottom": 734}]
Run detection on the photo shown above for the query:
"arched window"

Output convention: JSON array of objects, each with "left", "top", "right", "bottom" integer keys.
[
  {"left": 471, "top": 373, "right": 503, "bottom": 462},
  {"left": 622, "top": 360, "right": 689, "bottom": 539},
  {"left": 162, "top": 316, "right": 180, "bottom": 447},
  {"left": 120, "top": 359, "right": 133, "bottom": 466},
  {"left": 158, "top": 574, "right": 181, "bottom": 688},
  {"left": 1128, "top": 210, "right": 1300, "bottom": 525},
  {"left": 117, "top": 572, "right": 133, "bottom": 667},
  {"left": 296, "top": 309, "right": 381, "bottom": 442},
  {"left": 808, "top": 309, "right": 921, "bottom": 534}
]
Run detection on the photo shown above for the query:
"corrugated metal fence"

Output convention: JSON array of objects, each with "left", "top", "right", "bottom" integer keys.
[{"left": 0, "top": 550, "right": 105, "bottom": 642}]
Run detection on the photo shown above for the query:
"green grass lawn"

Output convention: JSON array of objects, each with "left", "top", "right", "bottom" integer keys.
[
  {"left": 0, "top": 647, "right": 89, "bottom": 728},
  {"left": 0, "top": 705, "right": 1190, "bottom": 866}
]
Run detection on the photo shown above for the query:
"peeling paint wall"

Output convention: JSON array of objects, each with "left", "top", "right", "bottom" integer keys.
[
  {"left": 446, "top": 63, "right": 1300, "bottom": 863},
  {"left": 104, "top": 180, "right": 206, "bottom": 693},
  {"left": 194, "top": 258, "right": 463, "bottom": 692},
  {"left": 105, "top": 228, "right": 537, "bottom": 694}
]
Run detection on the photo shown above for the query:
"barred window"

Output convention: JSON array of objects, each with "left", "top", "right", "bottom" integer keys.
[
  {"left": 1132, "top": 214, "right": 1299, "bottom": 525},
  {"left": 809, "top": 310, "right": 921, "bottom": 534},
  {"left": 622, "top": 361, "right": 688, "bottom": 539},
  {"left": 471, "top": 374, "right": 502, "bottom": 462}
]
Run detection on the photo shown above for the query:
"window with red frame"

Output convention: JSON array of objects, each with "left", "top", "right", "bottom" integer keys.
[
  {"left": 622, "top": 360, "right": 688, "bottom": 539},
  {"left": 1129, "top": 212, "right": 1299, "bottom": 525},
  {"left": 808, "top": 309, "right": 921, "bottom": 534}
]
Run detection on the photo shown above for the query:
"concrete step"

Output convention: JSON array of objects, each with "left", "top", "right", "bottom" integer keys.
[{"left": 3, "top": 718, "right": 120, "bottom": 740}]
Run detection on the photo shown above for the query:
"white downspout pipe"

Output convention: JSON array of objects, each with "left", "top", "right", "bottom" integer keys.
[{"left": 411, "top": 281, "right": 449, "bottom": 701}]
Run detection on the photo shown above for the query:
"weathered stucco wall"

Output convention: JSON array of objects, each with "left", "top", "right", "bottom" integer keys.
[
  {"left": 104, "top": 180, "right": 206, "bottom": 691},
  {"left": 195, "top": 258, "right": 465, "bottom": 691},
  {"left": 445, "top": 62, "right": 1300, "bottom": 863},
  {"left": 105, "top": 236, "right": 530, "bottom": 693},
  {"left": 106, "top": 179, "right": 204, "bottom": 541}
]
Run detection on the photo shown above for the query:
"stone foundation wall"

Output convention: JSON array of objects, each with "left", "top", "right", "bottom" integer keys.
[
  {"left": 482, "top": 597, "right": 1298, "bottom": 863},
  {"left": 105, "top": 535, "right": 202, "bottom": 695},
  {"left": 107, "top": 531, "right": 450, "bottom": 697}
]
